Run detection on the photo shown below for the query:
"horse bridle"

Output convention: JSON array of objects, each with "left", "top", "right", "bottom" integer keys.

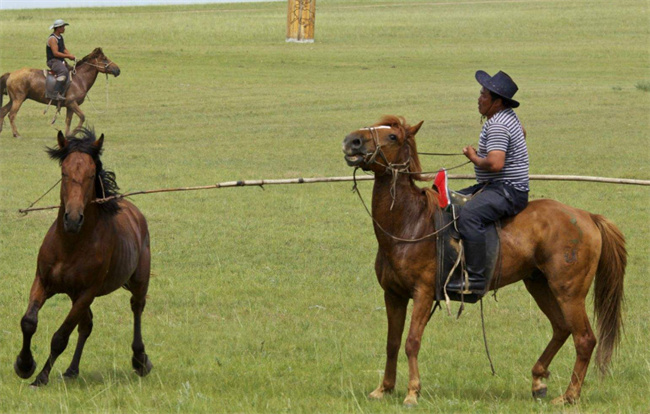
[
  {"left": 350, "top": 125, "right": 460, "bottom": 243},
  {"left": 360, "top": 126, "right": 412, "bottom": 177},
  {"left": 81, "top": 57, "right": 116, "bottom": 71}
]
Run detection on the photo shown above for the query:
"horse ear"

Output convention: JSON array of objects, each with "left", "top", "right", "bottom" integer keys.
[
  {"left": 94, "top": 134, "right": 105, "bottom": 150},
  {"left": 409, "top": 121, "right": 424, "bottom": 137},
  {"left": 57, "top": 131, "right": 67, "bottom": 149}
]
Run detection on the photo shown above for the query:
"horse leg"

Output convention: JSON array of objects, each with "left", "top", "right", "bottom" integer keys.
[
  {"left": 369, "top": 290, "right": 408, "bottom": 400},
  {"left": 8, "top": 96, "right": 25, "bottom": 138},
  {"left": 64, "top": 107, "right": 74, "bottom": 136},
  {"left": 523, "top": 275, "right": 571, "bottom": 399},
  {"left": 0, "top": 99, "right": 13, "bottom": 134},
  {"left": 62, "top": 307, "right": 93, "bottom": 379},
  {"left": 129, "top": 248, "right": 153, "bottom": 377},
  {"left": 30, "top": 293, "right": 95, "bottom": 386},
  {"left": 67, "top": 102, "right": 85, "bottom": 136},
  {"left": 402, "top": 287, "right": 435, "bottom": 406},
  {"left": 550, "top": 299, "right": 596, "bottom": 405},
  {"left": 15, "top": 277, "right": 48, "bottom": 379}
]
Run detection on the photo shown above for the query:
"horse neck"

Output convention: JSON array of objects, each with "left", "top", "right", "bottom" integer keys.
[
  {"left": 73, "top": 63, "right": 100, "bottom": 91},
  {"left": 371, "top": 172, "right": 434, "bottom": 244}
]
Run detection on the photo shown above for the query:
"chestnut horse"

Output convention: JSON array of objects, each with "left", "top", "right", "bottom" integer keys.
[
  {"left": 0, "top": 48, "right": 120, "bottom": 138},
  {"left": 15, "top": 129, "right": 152, "bottom": 386},
  {"left": 342, "top": 116, "right": 626, "bottom": 405}
]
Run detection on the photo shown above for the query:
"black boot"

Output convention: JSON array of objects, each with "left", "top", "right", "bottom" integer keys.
[
  {"left": 54, "top": 80, "right": 66, "bottom": 100},
  {"left": 446, "top": 240, "right": 487, "bottom": 294}
]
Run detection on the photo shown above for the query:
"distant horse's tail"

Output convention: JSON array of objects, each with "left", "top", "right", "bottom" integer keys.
[
  {"left": 0, "top": 72, "right": 9, "bottom": 108},
  {"left": 591, "top": 213, "right": 627, "bottom": 375}
]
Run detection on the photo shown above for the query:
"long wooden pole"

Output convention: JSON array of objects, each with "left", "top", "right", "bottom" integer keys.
[{"left": 18, "top": 174, "right": 650, "bottom": 214}]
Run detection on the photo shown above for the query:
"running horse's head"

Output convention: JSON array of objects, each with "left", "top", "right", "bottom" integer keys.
[
  {"left": 342, "top": 115, "right": 424, "bottom": 177},
  {"left": 78, "top": 47, "right": 121, "bottom": 77},
  {"left": 47, "top": 128, "right": 120, "bottom": 233}
]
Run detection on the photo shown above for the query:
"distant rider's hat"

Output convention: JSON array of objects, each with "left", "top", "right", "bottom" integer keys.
[
  {"left": 475, "top": 70, "right": 520, "bottom": 108},
  {"left": 50, "top": 19, "right": 69, "bottom": 30}
]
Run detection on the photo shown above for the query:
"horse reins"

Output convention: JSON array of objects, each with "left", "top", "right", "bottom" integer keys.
[
  {"left": 77, "top": 57, "right": 114, "bottom": 114},
  {"left": 351, "top": 168, "right": 458, "bottom": 243}
]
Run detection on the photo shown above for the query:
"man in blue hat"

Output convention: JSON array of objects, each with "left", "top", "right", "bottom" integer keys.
[
  {"left": 447, "top": 70, "right": 529, "bottom": 295},
  {"left": 46, "top": 19, "right": 76, "bottom": 100}
]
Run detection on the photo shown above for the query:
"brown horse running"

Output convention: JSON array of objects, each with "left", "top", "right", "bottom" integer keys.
[
  {"left": 0, "top": 48, "right": 120, "bottom": 138},
  {"left": 342, "top": 116, "right": 626, "bottom": 405},
  {"left": 15, "top": 128, "right": 152, "bottom": 386}
]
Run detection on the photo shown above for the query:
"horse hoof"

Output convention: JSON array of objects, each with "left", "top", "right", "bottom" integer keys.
[
  {"left": 551, "top": 395, "right": 577, "bottom": 405},
  {"left": 403, "top": 394, "right": 418, "bottom": 407},
  {"left": 368, "top": 388, "right": 384, "bottom": 400},
  {"left": 133, "top": 354, "right": 153, "bottom": 377},
  {"left": 14, "top": 358, "right": 36, "bottom": 379},
  {"left": 63, "top": 368, "right": 79, "bottom": 379},
  {"left": 30, "top": 376, "right": 48, "bottom": 387},
  {"left": 532, "top": 386, "right": 547, "bottom": 399}
]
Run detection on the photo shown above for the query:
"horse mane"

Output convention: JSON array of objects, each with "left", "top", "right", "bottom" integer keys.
[
  {"left": 46, "top": 127, "right": 121, "bottom": 215},
  {"left": 76, "top": 48, "right": 104, "bottom": 67},
  {"left": 373, "top": 115, "right": 439, "bottom": 218}
]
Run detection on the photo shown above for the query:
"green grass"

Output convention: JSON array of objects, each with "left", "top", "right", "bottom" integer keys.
[
  {"left": 636, "top": 81, "right": 650, "bottom": 92},
  {"left": 1, "top": 0, "right": 649, "bottom": 412}
]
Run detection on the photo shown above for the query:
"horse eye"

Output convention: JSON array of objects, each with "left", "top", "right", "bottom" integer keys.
[{"left": 389, "top": 134, "right": 398, "bottom": 141}]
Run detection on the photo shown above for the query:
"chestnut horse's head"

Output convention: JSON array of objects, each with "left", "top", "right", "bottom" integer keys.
[
  {"left": 79, "top": 48, "right": 121, "bottom": 77},
  {"left": 47, "top": 129, "right": 120, "bottom": 233},
  {"left": 342, "top": 115, "right": 424, "bottom": 177}
]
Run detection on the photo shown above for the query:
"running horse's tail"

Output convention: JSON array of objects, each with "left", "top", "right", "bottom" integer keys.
[
  {"left": 0, "top": 72, "right": 9, "bottom": 108},
  {"left": 590, "top": 213, "right": 627, "bottom": 375}
]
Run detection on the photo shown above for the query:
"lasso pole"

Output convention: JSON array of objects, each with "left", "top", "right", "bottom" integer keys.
[
  {"left": 452, "top": 174, "right": 650, "bottom": 186},
  {"left": 17, "top": 174, "right": 650, "bottom": 215}
]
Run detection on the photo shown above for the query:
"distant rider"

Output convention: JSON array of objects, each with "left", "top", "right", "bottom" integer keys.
[{"left": 46, "top": 19, "right": 76, "bottom": 100}]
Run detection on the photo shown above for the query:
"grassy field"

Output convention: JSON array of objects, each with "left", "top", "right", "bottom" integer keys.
[{"left": 1, "top": 0, "right": 649, "bottom": 412}]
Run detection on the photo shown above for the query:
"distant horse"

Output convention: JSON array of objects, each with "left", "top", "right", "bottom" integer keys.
[
  {"left": 342, "top": 116, "right": 626, "bottom": 405},
  {"left": 0, "top": 48, "right": 120, "bottom": 138},
  {"left": 15, "top": 128, "right": 152, "bottom": 386}
]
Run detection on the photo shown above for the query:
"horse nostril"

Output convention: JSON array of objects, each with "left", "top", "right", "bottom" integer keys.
[
  {"left": 352, "top": 138, "right": 361, "bottom": 148},
  {"left": 78, "top": 214, "right": 84, "bottom": 224},
  {"left": 64, "top": 212, "right": 69, "bottom": 222}
]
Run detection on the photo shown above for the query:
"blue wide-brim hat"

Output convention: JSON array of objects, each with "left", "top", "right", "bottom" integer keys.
[{"left": 475, "top": 70, "right": 520, "bottom": 108}]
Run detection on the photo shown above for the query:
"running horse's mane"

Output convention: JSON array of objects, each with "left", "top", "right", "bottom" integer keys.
[
  {"left": 75, "top": 47, "right": 106, "bottom": 66},
  {"left": 46, "top": 127, "right": 121, "bottom": 215}
]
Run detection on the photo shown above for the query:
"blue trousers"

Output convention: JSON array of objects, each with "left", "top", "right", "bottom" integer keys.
[{"left": 457, "top": 182, "right": 528, "bottom": 243}]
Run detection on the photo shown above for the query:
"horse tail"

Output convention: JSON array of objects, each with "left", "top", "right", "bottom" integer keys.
[
  {"left": 0, "top": 72, "right": 9, "bottom": 108},
  {"left": 591, "top": 213, "right": 627, "bottom": 375}
]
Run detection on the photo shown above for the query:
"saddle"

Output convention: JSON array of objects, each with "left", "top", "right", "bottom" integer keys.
[
  {"left": 43, "top": 69, "right": 71, "bottom": 101},
  {"left": 433, "top": 170, "right": 501, "bottom": 304}
]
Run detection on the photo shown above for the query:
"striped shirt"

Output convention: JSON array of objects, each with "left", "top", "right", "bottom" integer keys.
[{"left": 475, "top": 108, "right": 529, "bottom": 191}]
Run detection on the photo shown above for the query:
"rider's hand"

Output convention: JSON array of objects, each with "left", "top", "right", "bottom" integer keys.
[
  {"left": 463, "top": 145, "right": 477, "bottom": 160},
  {"left": 69, "top": 55, "right": 76, "bottom": 60}
]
